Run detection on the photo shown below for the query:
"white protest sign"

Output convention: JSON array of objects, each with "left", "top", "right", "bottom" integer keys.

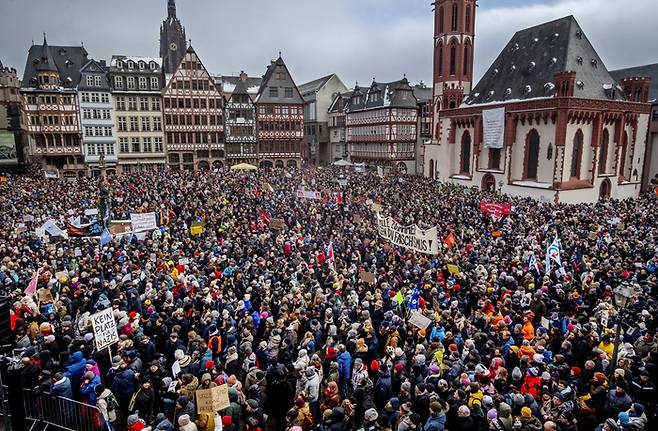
[
  {"left": 409, "top": 311, "right": 432, "bottom": 330},
  {"left": 90, "top": 308, "right": 119, "bottom": 351},
  {"left": 130, "top": 212, "right": 158, "bottom": 232},
  {"left": 171, "top": 360, "right": 181, "bottom": 377},
  {"left": 85, "top": 208, "right": 99, "bottom": 216},
  {"left": 376, "top": 213, "right": 439, "bottom": 255},
  {"left": 541, "top": 317, "right": 550, "bottom": 329},
  {"left": 296, "top": 189, "right": 322, "bottom": 200},
  {"left": 338, "top": 179, "right": 348, "bottom": 187}
]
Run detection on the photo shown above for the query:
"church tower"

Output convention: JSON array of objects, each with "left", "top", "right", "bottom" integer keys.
[
  {"left": 432, "top": 0, "right": 476, "bottom": 114},
  {"left": 160, "top": 0, "right": 187, "bottom": 74}
]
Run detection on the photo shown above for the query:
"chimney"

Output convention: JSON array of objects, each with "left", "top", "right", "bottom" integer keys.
[
  {"left": 554, "top": 71, "right": 577, "bottom": 97},
  {"left": 240, "top": 70, "right": 247, "bottom": 82}
]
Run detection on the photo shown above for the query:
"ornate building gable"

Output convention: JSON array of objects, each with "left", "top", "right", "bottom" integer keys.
[{"left": 255, "top": 56, "right": 304, "bottom": 105}]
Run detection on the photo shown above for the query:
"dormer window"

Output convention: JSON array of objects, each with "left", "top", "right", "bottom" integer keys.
[
  {"left": 369, "top": 92, "right": 379, "bottom": 102},
  {"left": 576, "top": 56, "right": 583, "bottom": 65},
  {"left": 591, "top": 59, "right": 598, "bottom": 68},
  {"left": 127, "top": 60, "right": 134, "bottom": 69},
  {"left": 117, "top": 60, "right": 123, "bottom": 68},
  {"left": 139, "top": 61, "right": 145, "bottom": 70},
  {"left": 150, "top": 62, "right": 157, "bottom": 70}
]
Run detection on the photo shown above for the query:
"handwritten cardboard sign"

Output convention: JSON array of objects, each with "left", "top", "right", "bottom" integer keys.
[{"left": 359, "top": 271, "right": 376, "bottom": 285}]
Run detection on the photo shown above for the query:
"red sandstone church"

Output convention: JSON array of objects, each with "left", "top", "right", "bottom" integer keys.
[{"left": 424, "top": 0, "right": 653, "bottom": 203}]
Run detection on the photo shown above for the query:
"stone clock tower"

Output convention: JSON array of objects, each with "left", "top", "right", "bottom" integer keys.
[{"left": 160, "top": 0, "right": 187, "bottom": 74}]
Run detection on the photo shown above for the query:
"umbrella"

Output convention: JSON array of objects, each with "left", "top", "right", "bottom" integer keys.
[{"left": 230, "top": 163, "right": 258, "bottom": 171}]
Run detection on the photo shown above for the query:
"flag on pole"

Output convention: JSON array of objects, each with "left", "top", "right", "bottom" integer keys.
[
  {"left": 334, "top": 192, "right": 343, "bottom": 204},
  {"left": 408, "top": 286, "right": 421, "bottom": 310},
  {"left": 100, "top": 228, "right": 112, "bottom": 247},
  {"left": 529, "top": 253, "right": 539, "bottom": 273},
  {"left": 24, "top": 269, "right": 40, "bottom": 296},
  {"left": 394, "top": 290, "right": 404, "bottom": 305},
  {"left": 326, "top": 242, "right": 335, "bottom": 269},
  {"left": 444, "top": 232, "right": 456, "bottom": 248},
  {"left": 249, "top": 219, "right": 257, "bottom": 230},
  {"left": 259, "top": 208, "right": 270, "bottom": 224},
  {"left": 546, "top": 235, "right": 561, "bottom": 273}
]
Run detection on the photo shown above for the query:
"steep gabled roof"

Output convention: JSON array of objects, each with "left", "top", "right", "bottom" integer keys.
[
  {"left": 328, "top": 90, "right": 354, "bottom": 113},
  {"left": 255, "top": 56, "right": 304, "bottom": 104},
  {"left": 346, "top": 78, "right": 419, "bottom": 111},
  {"left": 214, "top": 75, "right": 262, "bottom": 97},
  {"left": 610, "top": 63, "right": 658, "bottom": 102},
  {"left": 227, "top": 79, "right": 254, "bottom": 104},
  {"left": 23, "top": 40, "right": 88, "bottom": 88},
  {"left": 466, "top": 15, "right": 623, "bottom": 106},
  {"left": 299, "top": 74, "right": 343, "bottom": 102}
]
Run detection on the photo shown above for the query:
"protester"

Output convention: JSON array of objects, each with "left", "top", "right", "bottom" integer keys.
[{"left": 2, "top": 167, "right": 658, "bottom": 431}]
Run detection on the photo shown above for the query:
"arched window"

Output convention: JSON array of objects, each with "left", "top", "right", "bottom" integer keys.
[
  {"left": 525, "top": 129, "right": 540, "bottom": 180},
  {"left": 599, "top": 129, "right": 609, "bottom": 174},
  {"left": 439, "top": 6, "right": 445, "bottom": 34},
  {"left": 429, "top": 159, "right": 435, "bottom": 178},
  {"left": 451, "top": 3, "right": 458, "bottom": 32},
  {"left": 449, "top": 43, "right": 457, "bottom": 76},
  {"left": 465, "top": 6, "right": 471, "bottom": 32},
  {"left": 463, "top": 43, "right": 470, "bottom": 75},
  {"left": 460, "top": 131, "right": 471, "bottom": 174},
  {"left": 619, "top": 131, "right": 628, "bottom": 178},
  {"left": 570, "top": 129, "right": 583, "bottom": 178},
  {"left": 437, "top": 44, "right": 443, "bottom": 77}
]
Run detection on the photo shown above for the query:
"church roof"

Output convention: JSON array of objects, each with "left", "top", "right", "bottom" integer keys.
[
  {"left": 22, "top": 40, "right": 88, "bottom": 88},
  {"left": 466, "top": 15, "right": 623, "bottom": 106},
  {"left": 610, "top": 63, "right": 658, "bottom": 103},
  {"left": 255, "top": 56, "right": 304, "bottom": 104}
]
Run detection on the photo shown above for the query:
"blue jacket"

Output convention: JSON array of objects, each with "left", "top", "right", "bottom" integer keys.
[
  {"left": 337, "top": 351, "right": 352, "bottom": 380},
  {"left": 111, "top": 368, "right": 135, "bottom": 401},
  {"left": 423, "top": 412, "right": 446, "bottom": 431},
  {"left": 64, "top": 352, "right": 87, "bottom": 388},
  {"left": 80, "top": 374, "right": 101, "bottom": 404}
]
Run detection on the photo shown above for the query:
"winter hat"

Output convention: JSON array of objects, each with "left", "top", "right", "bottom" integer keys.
[
  {"left": 305, "top": 367, "right": 315, "bottom": 377},
  {"left": 618, "top": 412, "right": 629, "bottom": 424},
  {"left": 521, "top": 407, "right": 532, "bottom": 417},
  {"left": 127, "top": 414, "right": 139, "bottom": 427},
  {"left": 111, "top": 355, "right": 122, "bottom": 369},
  {"left": 83, "top": 371, "right": 95, "bottom": 381},
  {"left": 512, "top": 367, "right": 522, "bottom": 380},
  {"left": 174, "top": 349, "right": 185, "bottom": 361},
  {"left": 222, "top": 416, "right": 232, "bottom": 426},
  {"left": 295, "top": 397, "right": 305, "bottom": 408},
  {"left": 632, "top": 403, "right": 645, "bottom": 416},
  {"left": 605, "top": 418, "right": 618, "bottom": 430},
  {"left": 176, "top": 396, "right": 189, "bottom": 406},
  {"left": 487, "top": 409, "right": 498, "bottom": 420},
  {"left": 370, "top": 360, "right": 380, "bottom": 372},
  {"left": 527, "top": 367, "right": 538, "bottom": 377},
  {"left": 364, "top": 408, "right": 378, "bottom": 422}
]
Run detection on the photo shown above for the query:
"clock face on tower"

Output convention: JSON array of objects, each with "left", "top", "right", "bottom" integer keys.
[{"left": 170, "top": 42, "right": 177, "bottom": 51}]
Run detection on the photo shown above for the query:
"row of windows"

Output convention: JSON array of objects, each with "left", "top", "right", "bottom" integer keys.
[
  {"left": 258, "top": 106, "right": 303, "bottom": 116},
  {"left": 117, "top": 116, "right": 162, "bottom": 132},
  {"left": 168, "top": 79, "right": 215, "bottom": 92},
  {"left": 25, "top": 95, "right": 74, "bottom": 105},
  {"left": 82, "top": 109, "right": 111, "bottom": 120},
  {"left": 305, "top": 124, "right": 323, "bottom": 135},
  {"left": 33, "top": 134, "right": 80, "bottom": 147},
  {"left": 85, "top": 75, "right": 104, "bottom": 87},
  {"left": 227, "top": 125, "right": 255, "bottom": 137},
  {"left": 268, "top": 87, "right": 295, "bottom": 98},
  {"left": 165, "top": 132, "right": 222, "bottom": 145},
  {"left": 115, "top": 59, "right": 158, "bottom": 70},
  {"left": 259, "top": 121, "right": 302, "bottom": 132},
  {"left": 87, "top": 142, "right": 115, "bottom": 156},
  {"left": 227, "top": 109, "right": 254, "bottom": 121},
  {"left": 437, "top": 42, "right": 470, "bottom": 78},
  {"left": 81, "top": 92, "right": 111, "bottom": 104},
  {"left": 113, "top": 76, "right": 160, "bottom": 91},
  {"left": 437, "top": 3, "right": 472, "bottom": 34},
  {"left": 115, "top": 96, "right": 161, "bottom": 112},
  {"left": 164, "top": 114, "right": 221, "bottom": 127},
  {"left": 163, "top": 97, "right": 222, "bottom": 110},
  {"left": 118, "top": 136, "right": 164, "bottom": 153},
  {"left": 85, "top": 126, "right": 113, "bottom": 137},
  {"left": 30, "top": 115, "right": 75, "bottom": 126}
]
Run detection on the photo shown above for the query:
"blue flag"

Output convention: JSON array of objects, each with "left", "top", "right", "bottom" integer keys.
[
  {"left": 100, "top": 228, "right": 112, "bottom": 247},
  {"left": 408, "top": 286, "right": 421, "bottom": 310},
  {"left": 529, "top": 253, "right": 539, "bottom": 273},
  {"left": 546, "top": 235, "right": 561, "bottom": 274}
]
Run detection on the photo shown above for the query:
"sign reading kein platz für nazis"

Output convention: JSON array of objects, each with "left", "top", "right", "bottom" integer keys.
[{"left": 90, "top": 308, "right": 119, "bottom": 351}]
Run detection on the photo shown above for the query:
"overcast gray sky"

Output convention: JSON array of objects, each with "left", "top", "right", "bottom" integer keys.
[{"left": 1, "top": 0, "right": 656, "bottom": 87}]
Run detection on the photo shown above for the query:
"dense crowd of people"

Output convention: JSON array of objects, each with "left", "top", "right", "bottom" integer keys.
[{"left": 1, "top": 167, "right": 658, "bottom": 431}]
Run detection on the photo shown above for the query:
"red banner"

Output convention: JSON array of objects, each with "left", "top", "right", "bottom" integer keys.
[{"left": 479, "top": 200, "right": 512, "bottom": 218}]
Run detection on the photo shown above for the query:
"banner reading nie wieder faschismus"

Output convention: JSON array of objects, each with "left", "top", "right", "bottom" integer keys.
[{"left": 376, "top": 213, "right": 439, "bottom": 255}]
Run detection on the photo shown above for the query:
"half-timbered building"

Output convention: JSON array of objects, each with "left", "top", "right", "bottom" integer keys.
[
  {"left": 426, "top": 2, "right": 652, "bottom": 203},
  {"left": 21, "top": 37, "right": 87, "bottom": 178},
  {"left": 163, "top": 46, "right": 224, "bottom": 171},
  {"left": 224, "top": 76, "right": 257, "bottom": 165},
  {"left": 254, "top": 56, "right": 304, "bottom": 169}
]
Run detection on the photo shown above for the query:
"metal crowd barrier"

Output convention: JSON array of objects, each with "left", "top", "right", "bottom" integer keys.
[{"left": 22, "top": 387, "right": 106, "bottom": 431}]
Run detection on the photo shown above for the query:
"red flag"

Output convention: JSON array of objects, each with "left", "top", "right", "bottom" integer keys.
[
  {"left": 335, "top": 192, "right": 343, "bottom": 204},
  {"left": 24, "top": 269, "right": 39, "bottom": 296},
  {"left": 326, "top": 242, "right": 335, "bottom": 268},
  {"left": 249, "top": 219, "right": 257, "bottom": 230},
  {"left": 444, "top": 232, "right": 457, "bottom": 248},
  {"left": 322, "top": 194, "right": 329, "bottom": 204},
  {"left": 259, "top": 209, "right": 270, "bottom": 224}
]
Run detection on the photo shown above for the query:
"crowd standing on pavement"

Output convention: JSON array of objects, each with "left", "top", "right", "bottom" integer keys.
[{"left": 2, "top": 166, "right": 658, "bottom": 431}]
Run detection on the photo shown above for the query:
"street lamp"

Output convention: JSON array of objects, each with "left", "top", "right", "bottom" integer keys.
[{"left": 609, "top": 283, "right": 633, "bottom": 377}]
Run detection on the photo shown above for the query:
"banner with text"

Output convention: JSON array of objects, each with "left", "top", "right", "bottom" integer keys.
[
  {"left": 376, "top": 214, "right": 439, "bottom": 255},
  {"left": 479, "top": 200, "right": 512, "bottom": 218},
  {"left": 90, "top": 308, "right": 119, "bottom": 351},
  {"left": 482, "top": 107, "right": 505, "bottom": 149},
  {"left": 130, "top": 212, "right": 158, "bottom": 232},
  {"left": 296, "top": 189, "right": 322, "bottom": 200}
]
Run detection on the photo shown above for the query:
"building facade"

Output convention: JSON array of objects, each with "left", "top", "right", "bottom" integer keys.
[
  {"left": 160, "top": 0, "right": 187, "bottom": 75},
  {"left": 162, "top": 46, "right": 224, "bottom": 171},
  {"left": 327, "top": 92, "right": 352, "bottom": 163},
  {"left": 224, "top": 74, "right": 257, "bottom": 165},
  {"left": 610, "top": 64, "right": 658, "bottom": 191},
  {"left": 20, "top": 38, "right": 87, "bottom": 178},
  {"left": 0, "top": 61, "right": 26, "bottom": 167},
  {"left": 78, "top": 59, "right": 117, "bottom": 175},
  {"left": 254, "top": 56, "right": 304, "bottom": 169},
  {"left": 345, "top": 78, "right": 420, "bottom": 174},
  {"left": 425, "top": 9, "right": 652, "bottom": 203},
  {"left": 299, "top": 74, "right": 347, "bottom": 165},
  {"left": 109, "top": 56, "right": 166, "bottom": 173}
]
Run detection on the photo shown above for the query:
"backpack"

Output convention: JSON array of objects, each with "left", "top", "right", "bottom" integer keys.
[{"left": 105, "top": 393, "right": 119, "bottom": 412}]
